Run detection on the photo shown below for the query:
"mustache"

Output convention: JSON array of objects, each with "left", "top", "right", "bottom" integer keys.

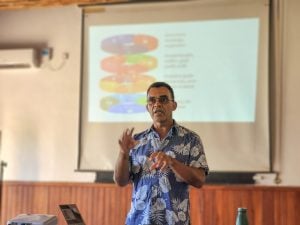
[{"left": 153, "top": 109, "right": 164, "bottom": 113}]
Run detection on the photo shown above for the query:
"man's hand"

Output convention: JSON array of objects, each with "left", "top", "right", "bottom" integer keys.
[
  {"left": 114, "top": 127, "right": 138, "bottom": 186},
  {"left": 149, "top": 151, "right": 173, "bottom": 171},
  {"left": 118, "top": 128, "right": 138, "bottom": 155},
  {"left": 149, "top": 150, "right": 206, "bottom": 188}
]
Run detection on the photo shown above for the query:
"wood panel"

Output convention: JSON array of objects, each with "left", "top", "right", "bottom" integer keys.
[
  {"left": 1, "top": 182, "right": 300, "bottom": 225},
  {"left": 189, "top": 185, "right": 300, "bottom": 225}
]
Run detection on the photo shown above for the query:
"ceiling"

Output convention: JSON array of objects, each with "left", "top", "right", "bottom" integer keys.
[{"left": 0, "top": 0, "right": 130, "bottom": 10}]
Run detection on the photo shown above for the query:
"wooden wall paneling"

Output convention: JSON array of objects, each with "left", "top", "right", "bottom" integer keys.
[
  {"left": 237, "top": 189, "right": 254, "bottom": 225},
  {"left": 106, "top": 185, "right": 131, "bottom": 225},
  {"left": 190, "top": 187, "right": 224, "bottom": 225},
  {"left": 93, "top": 185, "right": 105, "bottom": 224},
  {"left": 286, "top": 190, "right": 299, "bottom": 225},
  {"left": 262, "top": 190, "right": 275, "bottom": 225},
  {"left": 103, "top": 186, "right": 110, "bottom": 224},
  {"left": 118, "top": 186, "right": 127, "bottom": 223},
  {"left": 195, "top": 188, "right": 217, "bottom": 225},
  {"left": 101, "top": 186, "right": 111, "bottom": 225},
  {"left": 46, "top": 184, "right": 71, "bottom": 225},
  {"left": 109, "top": 186, "right": 118, "bottom": 225},
  {"left": 66, "top": 184, "right": 97, "bottom": 224},
  {"left": 80, "top": 186, "right": 94, "bottom": 225},
  {"left": 251, "top": 190, "right": 263, "bottom": 225},
  {"left": 214, "top": 188, "right": 225, "bottom": 225},
  {"left": 207, "top": 187, "right": 239, "bottom": 225},
  {"left": 274, "top": 190, "right": 286, "bottom": 225},
  {"left": 189, "top": 188, "right": 202, "bottom": 225},
  {"left": 48, "top": 185, "right": 72, "bottom": 211},
  {"left": 196, "top": 188, "right": 204, "bottom": 225},
  {"left": 295, "top": 191, "right": 300, "bottom": 225},
  {"left": 9, "top": 184, "right": 19, "bottom": 219},
  {"left": 273, "top": 190, "right": 298, "bottom": 225},
  {"left": 285, "top": 191, "right": 296, "bottom": 225},
  {"left": 1, "top": 182, "right": 14, "bottom": 222},
  {"left": 90, "top": 186, "right": 100, "bottom": 225},
  {"left": 31, "top": 185, "right": 49, "bottom": 213},
  {"left": 1, "top": 182, "right": 300, "bottom": 225},
  {"left": 1, "top": 182, "right": 46, "bottom": 222},
  {"left": 220, "top": 189, "right": 234, "bottom": 225},
  {"left": 0, "top": 182, "right": 7, "bottom": 222}
]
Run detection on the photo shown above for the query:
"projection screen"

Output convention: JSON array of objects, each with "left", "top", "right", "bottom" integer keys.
[{"left": 79, "top": 0, "right": 270, "bottom": 173}]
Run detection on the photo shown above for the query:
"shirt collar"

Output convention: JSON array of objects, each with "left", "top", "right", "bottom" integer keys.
[{"left": 146, "top": 120, "right": 179, "bottom": 137}]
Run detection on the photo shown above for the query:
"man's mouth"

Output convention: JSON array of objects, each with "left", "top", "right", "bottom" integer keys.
[{"left": 154, "top": 109, "right": 164, "bottom": 114}]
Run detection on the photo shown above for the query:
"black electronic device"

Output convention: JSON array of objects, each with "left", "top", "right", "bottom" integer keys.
[{"left": 59, "top": 204, "right": 85, "bottom": 225}]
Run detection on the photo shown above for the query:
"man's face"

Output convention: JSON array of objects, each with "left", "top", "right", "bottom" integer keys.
[{"left": 146, "top": 86, "right": 177, "bottom": 124}]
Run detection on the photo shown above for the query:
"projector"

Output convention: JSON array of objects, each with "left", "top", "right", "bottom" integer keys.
[{"left": 7, "top": 214, "right": 57, "bottom": 225}]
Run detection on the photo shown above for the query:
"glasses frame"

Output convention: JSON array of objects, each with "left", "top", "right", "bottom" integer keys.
[{"left": 146, "top": 95, "right": 174, "bottom": 105}]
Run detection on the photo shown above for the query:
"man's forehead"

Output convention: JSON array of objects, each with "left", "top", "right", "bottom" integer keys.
[
  {"left": 148, "top": 95, "right": 169, "bottom": 99},
  {"left": 147, "top": 87, "right": 171, "bottom": 96}
]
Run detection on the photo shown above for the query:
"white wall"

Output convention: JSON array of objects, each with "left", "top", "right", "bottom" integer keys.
[
  {"left": 279, "top": 0, "right": 300, "bottom": 185},
  {"left": 0, "top": 6, "right": 95, "bottom": 181},
  {"left": 0, "top": 1, "right": 299, "bottom": 185}
]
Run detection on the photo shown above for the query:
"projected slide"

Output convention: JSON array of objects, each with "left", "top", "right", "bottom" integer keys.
[{"left": 89, "top": 19, "right": 259, "bottom": 122}]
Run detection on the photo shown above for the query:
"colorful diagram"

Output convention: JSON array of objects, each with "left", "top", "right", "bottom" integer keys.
[
  {"left": 101, "top": 34, "right": 158, "bottom": 54},
  {"left": 101, "top": 54, "right": 157, "bottom": 74},
  {"left": 100, "top": 94, "right": 146, "bottom": 114},
  {"left": 99, "top": 34, "right": 158, "bottom": 114},
  {"left": 100, "top": 74, "right": 156, "bottom": 93}
]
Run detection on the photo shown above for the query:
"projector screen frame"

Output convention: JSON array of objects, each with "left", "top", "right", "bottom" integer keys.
[{"left": 77, "top": 0, "right": 273, "bottom": 184}]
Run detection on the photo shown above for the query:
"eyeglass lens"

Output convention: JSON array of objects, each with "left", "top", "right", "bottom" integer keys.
[{"left": 147, "top": 96, "right": 171, "bottom": 104}]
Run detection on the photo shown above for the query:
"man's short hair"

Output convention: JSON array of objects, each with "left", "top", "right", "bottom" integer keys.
[{"left": 147, "top": 81, "right": 175, "bottom": 100}]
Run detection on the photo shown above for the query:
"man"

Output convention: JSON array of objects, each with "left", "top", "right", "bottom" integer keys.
[{"left": 114, "top": 81, "right": 209, "bottom": 225}]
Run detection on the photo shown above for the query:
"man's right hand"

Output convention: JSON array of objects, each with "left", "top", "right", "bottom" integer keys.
[
  {"left": 114, "top": 127, "right": 138, "bottom": 186},
  {"left": 118, "top": 128, "right": 138, "bottom": 155}
]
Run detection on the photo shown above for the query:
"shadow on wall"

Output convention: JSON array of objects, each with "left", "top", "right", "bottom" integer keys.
[{"left": 3, "top": 115, "right": 41, "bottom": 180}]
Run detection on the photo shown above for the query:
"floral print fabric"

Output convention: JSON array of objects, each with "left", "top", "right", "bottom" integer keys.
[{"left": 126, "top": 122, "right": 209, "bottom": 225}]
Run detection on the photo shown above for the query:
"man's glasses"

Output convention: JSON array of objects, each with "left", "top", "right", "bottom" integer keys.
[{"left": 147, "top": 95, "right": 173, "bottom": 105}]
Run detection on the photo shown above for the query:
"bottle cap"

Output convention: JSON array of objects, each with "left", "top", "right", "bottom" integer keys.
[{"left": 238, "top": 208, "right": 247, "bottom": 212}]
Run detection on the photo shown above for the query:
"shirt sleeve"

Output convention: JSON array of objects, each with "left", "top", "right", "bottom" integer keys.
[
  {"left": 128, "top": 152, "right": 134, "bottom": 181},
  {"left": 188, "top": 134, "right": 209, "bottom": 175}
]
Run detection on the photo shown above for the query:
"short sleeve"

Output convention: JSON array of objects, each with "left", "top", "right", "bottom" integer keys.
[{"left": 188, "top": 134, "right": 209, "bottom": 175}]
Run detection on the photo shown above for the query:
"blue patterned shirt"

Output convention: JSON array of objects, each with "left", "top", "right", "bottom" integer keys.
[{"left": 126, "top": 122, "right": 209, "bottom": 225}]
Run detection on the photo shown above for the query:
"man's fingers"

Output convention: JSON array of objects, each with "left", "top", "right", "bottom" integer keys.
[
  {"left": 119, "top": 128, "right": 137, "bottom": 154},
  {"left": 149, "top": 151, "right": 159, "bottom": 160},
  {"left": 160, "top": 161, "right": 168, "bottom": 171},
  {"left": 129, "top": 127, "right": 134, "bottom": 136},
  {"left": 125, "top": 127, "right": 134, "bottom": 136},
  {"left": 150, "top": 163, "right": 156, "bottom": 171},
  {"left": 149, "top": 152, "right": 171, "bottom": 170}
]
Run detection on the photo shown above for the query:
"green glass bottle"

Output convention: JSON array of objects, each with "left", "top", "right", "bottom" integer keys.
[{"left": 235, "top": 208, "right": 249, "bottom": 225}]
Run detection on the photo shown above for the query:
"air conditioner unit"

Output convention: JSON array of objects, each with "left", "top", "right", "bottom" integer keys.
[{"left": 0, "top": 48, "right": 39, "bottom": 69}]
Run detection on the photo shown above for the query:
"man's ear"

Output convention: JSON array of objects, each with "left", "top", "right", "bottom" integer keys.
[
  {"left": 172, "top": 101, "right": 177, "bottom": 111},
  {"left": 146, "top": 104, "right": 149, "bottom": 112}
]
